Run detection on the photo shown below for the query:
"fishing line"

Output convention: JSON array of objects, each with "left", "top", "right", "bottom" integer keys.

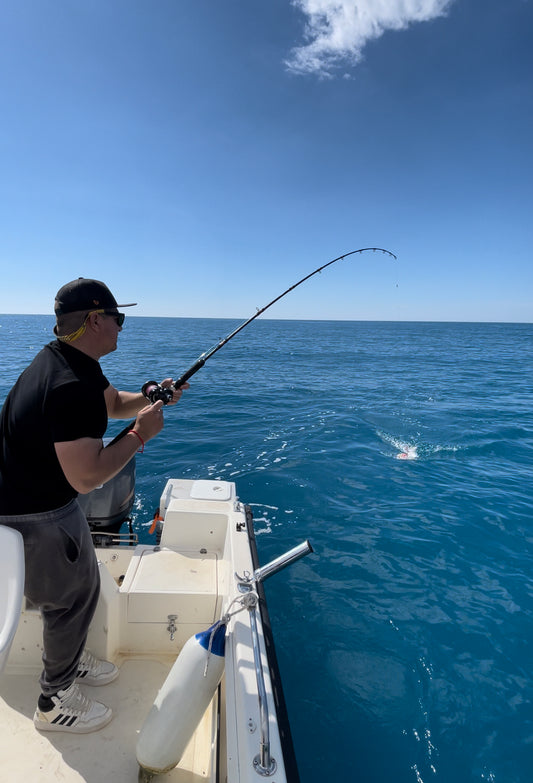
[{"left": 111, "top": 247, "right": 396, "bottom": 444}]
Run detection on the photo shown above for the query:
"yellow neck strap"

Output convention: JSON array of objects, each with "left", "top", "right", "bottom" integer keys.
[{"left": 57, "top": 310, "right": 104, "bottom": 343}]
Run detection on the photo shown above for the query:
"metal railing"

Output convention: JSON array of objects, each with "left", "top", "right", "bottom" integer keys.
[{"left": 236, "top": 540, "right": 313, "bottom": 776}]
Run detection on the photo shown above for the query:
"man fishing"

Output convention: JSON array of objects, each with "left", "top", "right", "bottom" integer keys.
[{"left": 0, "top": 278, "right": 188, "bottom": 733}]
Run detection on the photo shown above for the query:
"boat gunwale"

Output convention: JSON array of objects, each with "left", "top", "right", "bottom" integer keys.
[{"left": 244, "top": 504, "right": 301, "bottom": 783}]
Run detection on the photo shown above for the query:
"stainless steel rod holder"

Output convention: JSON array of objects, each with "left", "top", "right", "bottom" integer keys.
[{"left": 253, "top": 540, "right": 313, "bottom": 585}]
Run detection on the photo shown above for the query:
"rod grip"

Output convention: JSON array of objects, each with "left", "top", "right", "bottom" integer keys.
[{"left": 173, "top": 358, "right": 206, "bottom": 389}]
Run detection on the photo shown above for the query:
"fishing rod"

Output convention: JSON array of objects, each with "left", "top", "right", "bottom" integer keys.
[
  {"left": 144, "top": 247, "right": 396, "bottom": 402},
  {"left": 110, "top": 247, "right": 396, "bottom": 444}
]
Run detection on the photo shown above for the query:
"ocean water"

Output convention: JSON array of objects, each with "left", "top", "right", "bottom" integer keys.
[{"left": 1, "top": 315, "right": 532, "bottom": 783}]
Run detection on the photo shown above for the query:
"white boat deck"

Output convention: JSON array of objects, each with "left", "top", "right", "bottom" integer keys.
[{"left": 0, "top": 654, "right": 218, "bottom": 782}]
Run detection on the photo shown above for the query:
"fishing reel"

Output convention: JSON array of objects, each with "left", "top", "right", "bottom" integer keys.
[{"left": 142, "top": 380, "right": 174, "bottom": 405}]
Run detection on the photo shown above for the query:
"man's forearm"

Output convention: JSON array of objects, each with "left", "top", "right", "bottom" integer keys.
[
  {"left": 56, "top": 401, "right": 165, "bottom": 494},
  {"left": 112, "top": 390, "right": 146, "bottom": 418},
  {"left": 105, "top": 384, "right": 146, "bottom": 419}
]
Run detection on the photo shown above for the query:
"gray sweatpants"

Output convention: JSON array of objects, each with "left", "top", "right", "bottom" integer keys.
[{"left": 0, "top": 499, "right": 100, "bottom": 696}]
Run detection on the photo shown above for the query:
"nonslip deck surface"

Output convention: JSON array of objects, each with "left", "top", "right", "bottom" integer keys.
[{"left": 0, "top": 656, "right": 216, "bottom": 783}]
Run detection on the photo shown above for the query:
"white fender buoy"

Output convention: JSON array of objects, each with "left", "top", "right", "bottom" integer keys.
[{"left": 136, "top": 622, "right": 226, "bottom": 774}]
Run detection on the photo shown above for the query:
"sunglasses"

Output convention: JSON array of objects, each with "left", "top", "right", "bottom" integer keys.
[{"left": 103, "top": 310, "right": 125, "bottom": 327}]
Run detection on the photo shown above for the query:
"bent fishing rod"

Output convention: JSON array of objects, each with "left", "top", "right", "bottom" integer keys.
[{"left": 110, "top": 247, "right": 396, "bottom": 445}]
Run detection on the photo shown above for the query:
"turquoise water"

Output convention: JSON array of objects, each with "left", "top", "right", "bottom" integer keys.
[{"left": 1, "top": 315, "right": 532, "bottom": 782}]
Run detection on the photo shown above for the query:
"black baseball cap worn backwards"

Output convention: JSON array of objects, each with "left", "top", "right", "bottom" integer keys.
[{"left": 54, "top": 278, "right": 137, "bottom": 316}]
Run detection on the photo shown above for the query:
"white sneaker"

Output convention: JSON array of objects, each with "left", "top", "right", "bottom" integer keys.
[
  {"left": 76, "top": 649, "right": 119, "bottom": 686},
  {"left": 34, "top": 682, "right": 112, "bottom": 733}
]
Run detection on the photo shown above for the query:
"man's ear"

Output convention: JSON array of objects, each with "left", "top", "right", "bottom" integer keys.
[{"left": 87, "top": 312, "right": 101, "bottom": 332}]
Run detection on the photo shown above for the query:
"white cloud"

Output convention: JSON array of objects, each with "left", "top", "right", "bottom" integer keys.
[{"left": 286, "top": 0, "right": 455, "bottom": 76}]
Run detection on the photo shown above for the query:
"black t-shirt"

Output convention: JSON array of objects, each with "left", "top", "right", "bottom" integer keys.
[{"left": 0, "top": 340, "right": 110, "bottom": 514}]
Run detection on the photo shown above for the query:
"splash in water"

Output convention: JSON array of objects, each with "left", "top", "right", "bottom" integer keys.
[
  {"left": 396, "top": 445, "right": 418, "bottom": 460},
  {"left": 377, "top": 430, "right": 460, "bottom": 461},
  {"left": 376, "top": 431, "right": 420, "bottom": 460}
]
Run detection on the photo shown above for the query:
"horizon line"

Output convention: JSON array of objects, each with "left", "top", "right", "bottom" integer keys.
[{"left": 1, "top": 313, "right": 532, "bottom": 326}]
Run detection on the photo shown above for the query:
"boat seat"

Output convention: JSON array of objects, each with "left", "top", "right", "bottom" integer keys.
[
  {"left": 159, "top": 508, "right": 229, "bottom": 552},
  {"left": 0, "top": 527, "right": 25, "bottom": 673}
]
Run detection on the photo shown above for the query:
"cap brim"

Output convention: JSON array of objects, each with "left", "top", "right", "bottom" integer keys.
[{"left": 116, "top": 303, "right": 137, "bottom": 308}]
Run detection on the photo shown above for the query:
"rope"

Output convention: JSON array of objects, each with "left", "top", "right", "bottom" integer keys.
[{"left": 203, "top": 592, "right": 257, "bottom": 677}]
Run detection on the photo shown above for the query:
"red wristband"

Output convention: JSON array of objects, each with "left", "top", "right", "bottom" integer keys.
[{"left": 129, "top": 429, "right": 145, "bottom": 452}]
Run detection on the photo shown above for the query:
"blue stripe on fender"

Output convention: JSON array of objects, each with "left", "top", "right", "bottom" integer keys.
[{"left": 195, "top": 622, "right": 226, "bottom": 657}]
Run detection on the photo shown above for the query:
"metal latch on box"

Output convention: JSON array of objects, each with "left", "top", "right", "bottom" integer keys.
[{"left": 167, "top": 615, "right": 178, "bottom": 641}]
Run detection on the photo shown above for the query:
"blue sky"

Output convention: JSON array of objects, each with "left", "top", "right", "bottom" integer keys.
[{"left": 1, "top": 0, "right": 531, "bottom": 321}]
